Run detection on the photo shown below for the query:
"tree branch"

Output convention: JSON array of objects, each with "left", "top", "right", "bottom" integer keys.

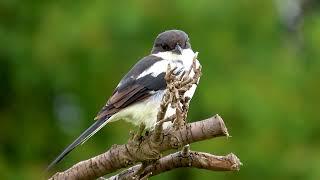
[
  {"left": 109, "top": 151, "right": 241, "bottom": 180},
  {"left": 49, "top": 115, "right": 230, "bottom": 180}
]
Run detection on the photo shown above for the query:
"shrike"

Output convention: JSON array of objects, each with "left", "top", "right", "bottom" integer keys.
[{"left": 47, "top": 30, "right": 200, "bottom": 170}]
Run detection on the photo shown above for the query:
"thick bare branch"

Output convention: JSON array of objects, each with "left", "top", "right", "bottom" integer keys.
[
  {"left": 49, "top": 115, "right": 229, "bottom": 180},
  {"left": 109, "top": 151, "right": 242, "bottom": 180}
]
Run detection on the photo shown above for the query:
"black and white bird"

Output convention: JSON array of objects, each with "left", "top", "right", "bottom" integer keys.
[{"left": 47, "top": 30, "right": 200, "bottom": 170}]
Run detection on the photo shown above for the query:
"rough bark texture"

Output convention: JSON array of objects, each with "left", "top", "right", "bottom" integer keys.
[
  {"left": 109, "top": 151, "right": 241, "bottom": 180},
  {"left": 49, "top": 115, "right": 232, "bottom": 180}
]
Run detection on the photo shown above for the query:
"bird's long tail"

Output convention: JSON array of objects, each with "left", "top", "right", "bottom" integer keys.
[{"left": 46, "top": 117, "right": 110, "bottom": 171}]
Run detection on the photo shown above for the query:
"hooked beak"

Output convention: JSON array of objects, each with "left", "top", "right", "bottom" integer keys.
[{"left": 173, "top": 44, "right": 182, "bottom": 54}]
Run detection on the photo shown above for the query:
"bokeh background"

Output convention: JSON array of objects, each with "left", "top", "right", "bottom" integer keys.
[{"left": 1, "top": 0, "right": 320, "bottom": 179}]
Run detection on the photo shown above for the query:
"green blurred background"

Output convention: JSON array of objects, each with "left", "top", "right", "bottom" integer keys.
[{"left": 1, "top": 0, "right": 320, "bottom": 179}]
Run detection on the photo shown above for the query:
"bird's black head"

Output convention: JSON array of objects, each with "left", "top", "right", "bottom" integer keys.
[{"left": 151, "top": 30, "right": 191, "bottom": 54}]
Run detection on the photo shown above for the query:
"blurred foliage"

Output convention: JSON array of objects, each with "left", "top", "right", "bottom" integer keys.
[{"left": 1, "top": 0, "right": 320, "bottom": 179}]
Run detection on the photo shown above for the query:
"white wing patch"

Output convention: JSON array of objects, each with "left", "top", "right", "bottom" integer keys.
[{"left": 136, "top": 60, "right": 169, "bottom": 79}]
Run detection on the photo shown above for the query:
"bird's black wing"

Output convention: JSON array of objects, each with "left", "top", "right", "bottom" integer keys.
[
  {"left": 94, "top": 55, "right": 167, "bottom": 121},
  {"left": 47, "top": 55, "right": 166, "bottom": 171}
]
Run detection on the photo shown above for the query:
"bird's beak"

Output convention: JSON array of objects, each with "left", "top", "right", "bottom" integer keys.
[{"left": 173, "top": 44, "right": 182, "bottom": 55}]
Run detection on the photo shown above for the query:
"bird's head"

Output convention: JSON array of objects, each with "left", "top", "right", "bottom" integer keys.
[{"left": 151, "top": 30, "right": 191, "bottom": 55}]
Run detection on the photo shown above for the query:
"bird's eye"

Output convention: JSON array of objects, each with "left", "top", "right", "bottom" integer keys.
[{"left": 161, "top": 44, "right": 171, "bottom": 51}]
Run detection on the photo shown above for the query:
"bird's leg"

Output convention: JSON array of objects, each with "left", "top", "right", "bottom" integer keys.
[
  {"left": 129, "top": 130, "right": 135, "bottom": 141},
  {"left": 133, "top": 123, "right": 146, "bottom": 143},
  {"left": 145, "top": 130, "right": 150, "bottom": 136}
]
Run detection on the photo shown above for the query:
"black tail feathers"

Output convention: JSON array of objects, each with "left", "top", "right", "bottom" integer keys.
[{"left": 46, "top": 118, "right": 109, "bottom": 171}]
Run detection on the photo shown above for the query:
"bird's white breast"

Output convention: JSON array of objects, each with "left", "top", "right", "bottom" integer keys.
[{"left": 108, "top": 91, "right": 164, "bottom": 128}]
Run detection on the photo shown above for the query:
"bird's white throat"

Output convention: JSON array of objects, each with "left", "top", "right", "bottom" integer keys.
[{"left": 153, "top": 48, "right": 196, "bottom": 69}]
